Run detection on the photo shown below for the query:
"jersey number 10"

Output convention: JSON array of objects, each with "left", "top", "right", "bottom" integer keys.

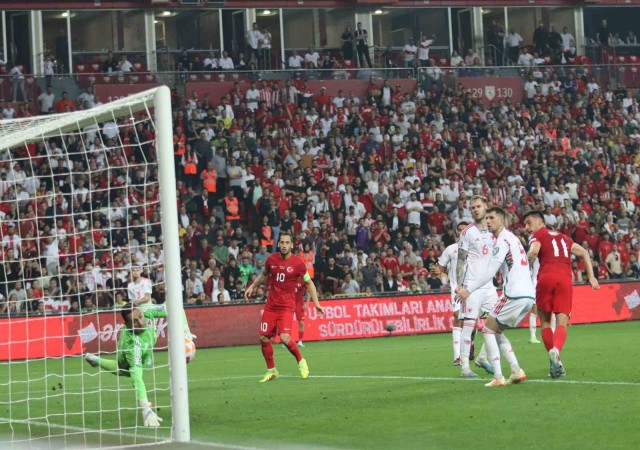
[
  {"left": 276, "top": 273, "right": 285, "bottom": 282},
  {"left": 551, "top": 238, "right": 569, "bottom": 258}
]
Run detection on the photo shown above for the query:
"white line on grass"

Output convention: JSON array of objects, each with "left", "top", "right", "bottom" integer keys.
[
  {"left": 2, "top": 373, "right": 638, "bottom": 400},
  {"left": 0, "top": 417, "right": 267, "bottom": 450}
]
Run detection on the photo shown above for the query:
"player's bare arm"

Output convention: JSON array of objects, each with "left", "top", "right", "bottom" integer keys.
[
  {"left": 245, "top": 270, "right": 268, "bottom": 300},
  {"left": 571, "top": 243, "right": 599, "bottom": 291},
  {"left": 527, "top": 241, "right": 541, "bottom": 264},
  {"left": 304, "top": 277, "right": 324, "bottom": 316},
  {"left": 131, "top": 293, "right": 152, "bottom": 306}
]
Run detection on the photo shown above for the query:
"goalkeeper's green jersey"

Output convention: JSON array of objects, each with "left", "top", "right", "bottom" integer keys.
[{"left": 117, "top": 303, "right": 167, "bottom": 403}]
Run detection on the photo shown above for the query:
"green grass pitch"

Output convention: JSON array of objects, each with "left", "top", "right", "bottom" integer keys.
[{"left": 1, "top": 321, "right": 639, "bottom": 450}]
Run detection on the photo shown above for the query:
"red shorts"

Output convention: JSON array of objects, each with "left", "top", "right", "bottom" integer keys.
[
  {"left": 294, "top": 300, "right": 306, "bottom": 321},
  {"left": 536, "top": 271, "right": 573, "bottom": 315},
  {"left": 260, "top": 307, "right": 294, "bottom": 337}
]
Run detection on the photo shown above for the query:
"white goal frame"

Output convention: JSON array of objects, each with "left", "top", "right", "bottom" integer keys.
[{"left": 0, "top": 86, "right": 190, "bottom": 444}]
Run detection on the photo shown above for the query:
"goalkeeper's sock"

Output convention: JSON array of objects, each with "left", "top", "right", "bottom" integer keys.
[
  {"left": 261, "top": 341, "right": 275, "bottom": 369},
  {"left": 541, "top": 327, "right": 554, "bottom": 352},
  {"left": 97, "top": 358, "right": 118, "bottom": 373},
  {"left": 284, "top": 340, "right": 303, "bottom": 363}
]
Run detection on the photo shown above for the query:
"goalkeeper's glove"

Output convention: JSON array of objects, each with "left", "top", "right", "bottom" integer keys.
[
  {"left": 185, "top": 329, "right": 197, "bottom": 340},
  {"left": 139, "top": 401, "right": 163, "bottom": 427}
]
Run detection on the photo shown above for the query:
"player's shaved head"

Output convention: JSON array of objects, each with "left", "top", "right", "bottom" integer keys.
[
  {"left": 487, "top": 207, "right": 506, "bottom": 220},
  {"left": 121, "top": 303, "right": 145, "bottom": 334}
]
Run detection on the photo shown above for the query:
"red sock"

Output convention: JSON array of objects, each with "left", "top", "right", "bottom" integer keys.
[
  {"left": 261, "top": 341, "right": 275, "bottom": 369},
  {"left": 298, "top": 330, "right": 304, "bottom": 341},
  {"left": 285, "top": 340, "right": 303, "bottom": 362},
  {"left": 541, "top": 327, "right": 554, "bottom": 352},
  {"left": 553, "top": 325, "right": 567, "bottom": 352}
]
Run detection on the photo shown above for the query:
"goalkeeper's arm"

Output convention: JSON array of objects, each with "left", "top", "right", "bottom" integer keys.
[{"left": 126, "top": 348, "right": 163, "bottom": 427}]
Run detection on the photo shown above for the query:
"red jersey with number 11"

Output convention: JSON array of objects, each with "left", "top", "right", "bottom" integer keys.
[
  {"left": 265, "top": 252, "right": 308, "bottom": 310},
  {"left": 529, "top": 227, "right": 573, "bottom": 275}
]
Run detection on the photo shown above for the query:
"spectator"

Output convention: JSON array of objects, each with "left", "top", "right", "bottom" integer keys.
[
  {"left": 54, "top": 91, "right": 75, "bottom": 113},
  {"left": 304, "top": 46, "right": 320, "bottom": 69},
  {"left": 37, "top": 85, "right": 55, "bottom": 115},
  {"left": 212, "top": 279, "right": 231, "bottom": 303},
  {"left": 403, "top": 38, "right": 417, "bottom": 69},
  {"left": 417, "top": 33, "right": 436, "bottom": 68},
  {"left": 517, "top": 47, "right": 534, "bottom": 67},
  {"left": 118, "top": 54, "right": 134, "bottom": 73},
  {"left": 354, "top": 22, "right": 372, "bottom": 68},
  {"left": 10, "top": 63, "right": 26, "bottom": 102},
  {"left": 288, "top": 50, "right": 304, "bottom": 70},
  {"left": 341, "top": 25, "right": 354, "bottom": 62},
  {"left": 450, "top": 50, "right": 463, "bottom": 68},
  {"left": 533, "top": 21, "right": 549, "bottom": 55},
  {"left": 246, "top": 22, "right": 263, "bottom": 69},
  {"left": 464, "top": 49, "right": 479, "bottom": 66},
  {"left": 218, "top": 52, "right": 235, "bottom": 70},
  {"left": 261, "top": 26, "right": 272, "bottom": 69},
  {"left": 102, "top": 51, "right": 118, "bottom": 73},
  {"left": 504, "top": 28, "right": 523, "bottom": 64}
]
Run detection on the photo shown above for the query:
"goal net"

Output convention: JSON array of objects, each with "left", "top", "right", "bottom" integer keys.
[{"left": 0, "top": 87, "right": 189, "bottom": 448}]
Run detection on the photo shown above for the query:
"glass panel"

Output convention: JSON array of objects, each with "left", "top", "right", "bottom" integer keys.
[
  {"left": 0, "top": 13, "right": 4, "bottom": 63},
  {"left": 5, "top": 11, "right": 32, "bottom": 71},
  {"left": 155, "top": 9, "right": 222, "bottom": 71},
  {"left": 71, "top": 10, "right": 145, "bottom": 68},
  {"left": 584, "top": 6, "right": 640, "bottom": 64},
  {"left": 42, "top": 11, "right": 69, "bottom": 73},
  {"left": 282, "top": 8, "right": 316, "bottom": 54}
]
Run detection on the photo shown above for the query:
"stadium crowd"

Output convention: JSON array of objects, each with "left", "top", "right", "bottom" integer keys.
[{"left": 1, "top": 17, "right": 640, "bottom": 314}]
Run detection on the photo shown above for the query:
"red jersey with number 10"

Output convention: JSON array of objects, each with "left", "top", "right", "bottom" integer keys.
[
  {"left": 529, "top": 227, "right": 574, "bottom": 275},
  {"left": 265, "top": 252, "right": 308, "bottom": 310}
]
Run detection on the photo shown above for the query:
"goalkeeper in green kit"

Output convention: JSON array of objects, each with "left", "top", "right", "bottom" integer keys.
[{"left": 84, "top": 302, "right": 195, "bottom": 427}]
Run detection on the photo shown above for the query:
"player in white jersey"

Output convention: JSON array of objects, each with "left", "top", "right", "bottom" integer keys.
[
  {"left": 436, "top": 221, "right": 468, "bottom": 365},
  {"left": 457, "top": 207, "right": 531, "bottom": 387},
  {"left": 455, "top": 195, "right": 499, "bottom": 377},
  {"left": 127, "top": 266, "right": 154, "bottom": 306}
]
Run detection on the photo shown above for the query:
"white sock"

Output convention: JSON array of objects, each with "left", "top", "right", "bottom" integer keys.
[
  {"left": 551, "top": 314, "right": 557, "bottom": 332},
  {"left": 460, "top": 320, "right": 475, "bottom": 370},
  {"left": 452, "top": 327, "right": 462, "bottom": 360},
  {"left": 482, "top": 327, "right": 502, "bottom": 378},
  {"left": 496, "top": 333, "right": 520, "bottom": 373},
  {"left": 529, "top": 313, "right": 538, "bottom": 340},
  {"left": 477, "top": 343, "right": 487, "bottom": 361}
]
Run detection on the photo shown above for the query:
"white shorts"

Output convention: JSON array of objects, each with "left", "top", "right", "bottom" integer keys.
[
  {"left": 491, "top": 295, "right": 535, "bottom": 329},
  {"left": 461, "top": 288, "right": 498, "bottom": 320}
]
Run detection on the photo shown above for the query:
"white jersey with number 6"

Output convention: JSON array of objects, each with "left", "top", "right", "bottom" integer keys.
[{"left": 459, "top": 223, "right": 495, "bottom": 290}]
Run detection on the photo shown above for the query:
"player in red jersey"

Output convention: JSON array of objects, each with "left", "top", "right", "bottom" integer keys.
[
  {"left": 523, "top": 211, "right": 599, "bottom": 378},
  {"left": 245, "top": 231, "right": 324, "bottom": 382}
]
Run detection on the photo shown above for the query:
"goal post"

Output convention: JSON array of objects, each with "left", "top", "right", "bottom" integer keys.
[{"left": 0, "top": 86, "right": 190, "bottom": 447}]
